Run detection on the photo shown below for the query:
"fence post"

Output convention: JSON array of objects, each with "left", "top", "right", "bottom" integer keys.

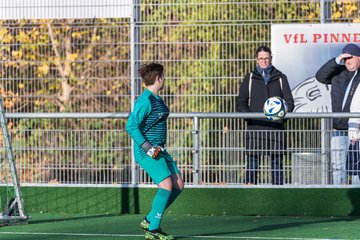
[
  {"left": 130, "top": 0, "right": 141, "bottom": 185},
  {"left": 320, "top": 0, "right": 332, "bottom": 23},
  {"left": 321, "top": 118, "right": 332, "bottom": 184},
  {"left": 192, "top": 116, "right": 200, "bottom": 185}
]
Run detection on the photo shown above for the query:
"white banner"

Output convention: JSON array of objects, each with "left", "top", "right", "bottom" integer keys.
[{"left": 272, "top": 23, "right": 360, "bottom": 112}]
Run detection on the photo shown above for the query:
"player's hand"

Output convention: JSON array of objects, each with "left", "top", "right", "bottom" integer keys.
[
  {"left": 350, "top": 138, "right": 359, "bottom": 145},
  {"left": 337, "top": 53, "right": 353, "bottom": 65},
  {"left": 147, "top": 146, "right": 161, "bottom": 158}
]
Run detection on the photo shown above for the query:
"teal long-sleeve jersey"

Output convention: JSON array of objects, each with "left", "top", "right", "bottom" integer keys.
[{"left": 126, "top": 89, "right": 169, "bottom": 161}]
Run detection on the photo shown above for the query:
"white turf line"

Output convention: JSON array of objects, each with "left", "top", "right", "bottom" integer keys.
[{"left": 0, "top": 232, "right": 358, "bottom": 240}]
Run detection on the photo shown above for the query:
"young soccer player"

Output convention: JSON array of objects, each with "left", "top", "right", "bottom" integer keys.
[{"left": 126, "top": 63, "right": 184, "bottom": 240}]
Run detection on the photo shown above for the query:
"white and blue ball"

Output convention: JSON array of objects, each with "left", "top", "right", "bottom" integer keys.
[{"left": 263, "top": 96, "right": 288, "bottom": 120}]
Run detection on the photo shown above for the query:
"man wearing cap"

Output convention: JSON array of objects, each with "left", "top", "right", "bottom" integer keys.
[{"left": 316, "top": 43, "right": 360, "bottom": 185}]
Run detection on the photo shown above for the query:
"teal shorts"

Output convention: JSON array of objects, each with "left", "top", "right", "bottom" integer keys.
[{"left": 137, "top": 151, "right": 180, "bottom": 185}]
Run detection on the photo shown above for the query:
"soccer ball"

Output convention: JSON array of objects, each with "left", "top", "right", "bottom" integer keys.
[{"left": 263, "top": 96, "right": 288, "bottom": 120}]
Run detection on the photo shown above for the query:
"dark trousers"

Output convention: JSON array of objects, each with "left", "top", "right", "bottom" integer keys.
[{"left": 246, "top": 154, "right": 284, "bottom": 185}]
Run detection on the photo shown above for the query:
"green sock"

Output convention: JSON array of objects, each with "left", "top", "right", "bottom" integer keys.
[
  {"left": 147, "top": 188, "right": 171, "bottom": 231},
  {"left": 166, "top": 188, "right": 182, "bottom": 209}
]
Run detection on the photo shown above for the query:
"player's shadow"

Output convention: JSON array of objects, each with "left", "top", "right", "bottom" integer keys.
[
  {"left": 241, "top": 216, "right": 360, "bottom": 234},
  {"left": 28, "top": 213, "right": 120, "bottom": 225},
  {"left": 174, "top": 215, "right": 360, "bottom": 239}
]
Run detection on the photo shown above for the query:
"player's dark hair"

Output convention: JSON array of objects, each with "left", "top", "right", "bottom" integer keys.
[
  {"left": 138, "top": 63, "right": 164, "bottom": 86},
  {"left": 255, "top": 46, "right": 272, "bottom": 58}
]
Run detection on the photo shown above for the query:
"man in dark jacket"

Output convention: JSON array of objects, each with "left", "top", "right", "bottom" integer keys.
[
  {"left": 237, "top": 46, "right": 294, "bottom": 185},
  {"left": 315, "top": 43, "right": 360, "bottom": 185}
]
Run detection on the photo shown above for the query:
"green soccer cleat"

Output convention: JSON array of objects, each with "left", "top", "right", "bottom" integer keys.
[
  {"left": 140, "top": 217, "right": 150, "bottom": 231},
  {"left": 144, "top": 229, "right": 174, "bottom": 240}
]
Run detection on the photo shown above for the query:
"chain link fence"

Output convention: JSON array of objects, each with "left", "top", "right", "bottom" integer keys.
[{"left": 0, "top": 1, "right": 360, "bottom": 187}]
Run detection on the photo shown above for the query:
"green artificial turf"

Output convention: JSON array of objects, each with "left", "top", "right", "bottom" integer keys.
[{"left": 1, "top": 213, "right": 360, "bottom": 240}]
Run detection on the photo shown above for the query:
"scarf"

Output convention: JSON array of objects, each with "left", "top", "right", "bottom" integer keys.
[{"left": 256, "top": 64, "right": 273, "bottom": 84}]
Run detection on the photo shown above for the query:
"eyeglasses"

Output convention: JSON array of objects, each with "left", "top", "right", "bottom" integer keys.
[{"left": 257, "top": 57, "right": 271, "bottom": 62}]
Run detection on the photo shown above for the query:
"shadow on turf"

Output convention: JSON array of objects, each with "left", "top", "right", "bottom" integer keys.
[
  {"left": 27, "top": 213, "right": 120, "bottom": 225},
  {"left": 348, "top": 188, "right": 360, "bottom": 216},
  {"left": 173, "top": 216, "right": 360, "bottom": 239},
  {"left": 242, "top": 216, "right": 360, "bottom": 234}
]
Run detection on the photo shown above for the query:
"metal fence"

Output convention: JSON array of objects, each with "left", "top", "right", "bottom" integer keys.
[
  {"left": 0, "top": 1, "right": 360, "bottom": 188},
  {"left": 0, "top": 112, "right": 358, "bottom": 187},
  {"left": 1, "top": 1, "right": 359, "bottom": 114}
]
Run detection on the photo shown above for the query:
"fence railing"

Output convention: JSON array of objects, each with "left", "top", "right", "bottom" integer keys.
[{"left": 1, "top": 112, "right": 360, "bottom": 188}]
